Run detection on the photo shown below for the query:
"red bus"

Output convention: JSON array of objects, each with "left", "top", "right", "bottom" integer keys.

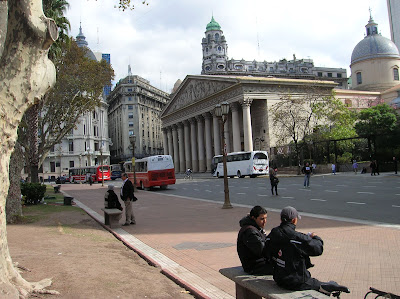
[
  {"left": 68, "top": 165, "right": 111, "bottom": 183},
  {"left": 124, "top": 155, "right": 175, "bottom": 190}
]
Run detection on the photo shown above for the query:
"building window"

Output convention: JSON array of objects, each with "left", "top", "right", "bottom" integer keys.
[
  {"left": 127, "top": 88, "right": 132, "bottom": 92},
  {"left": 128, "top": 97, "right": 132, "bottom": 101},
  {"left": 129, "top": 122, "right": 134, "bottom": 127},
  {"left": 128, "top": 105, "right": 133, "bottom": 110},
  {"left": 128, "top": 113, "right": 133, "bottom": 119},
  {"left": 50, "top": 162, "right": 55, "bottom": 172},
  {"left": 56, "top": 162, "right": 60, "bottom": 167},
  {"left": 69, "top": 161, "right": 74, "bottom": 168},
  {"left": 327, "top": 73, "right": 332, "bottom": 77},
  {"left": 337, "top": 73, "right": 342, "bottom": 78},
  {"left": 356, "top": 72, "right": 362, "bottom": 85},
  {"left": 215, "top": 33, "right": 219, "bottom": 42},
  {"left": 317, "top": 72, "right": 323, "bottom": 77},
  {"left": 94, "top": 142, "right": 99, "bottom": 151},
  {"left": 50, "top": 145, "right": 55, "bottom": 153},
  {"left": 69, "top": 141, "right": 74, "bottom": 152},
  {"left": 129, "top": 130, "right": 134, "bottom": 136},
  {"left": 394, "top": 68, "right": 399, "bottom": 81}
]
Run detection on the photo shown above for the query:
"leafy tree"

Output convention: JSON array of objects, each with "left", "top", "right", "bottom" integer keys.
[
  {"left": 270, "top": 84, "right": 334, "bottom": 172},
  {"left": 355, "top": 103, "right": 398, "bottom": 137},
  {"left": 19, "top": 40, "right": 114, "bottom": 177}
]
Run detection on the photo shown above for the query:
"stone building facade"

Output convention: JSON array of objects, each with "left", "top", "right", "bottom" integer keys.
[
  {"left": 201, "top": 17, "right": 348, "bottom": 89},
  {"left": 161, "top": 75, "right": 339, "bottom": 174},
  {"left": 107, "top": 74, "right": 169, "bottom": 163}
]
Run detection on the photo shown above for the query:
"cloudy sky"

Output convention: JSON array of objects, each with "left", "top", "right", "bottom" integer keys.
[{"left": 65, "top": 0, "right": 391, "bottom": 93}]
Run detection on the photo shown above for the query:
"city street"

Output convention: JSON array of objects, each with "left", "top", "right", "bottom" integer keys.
[{"left": 155, "top": 172, "right": 400, "bottom": 225}]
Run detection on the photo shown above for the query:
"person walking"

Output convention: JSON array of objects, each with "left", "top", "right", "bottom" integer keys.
[
  {"left": 269, "top": 169, "right": 279, "bottom": 196},
  {"left": 394, "top": 156, "right": 398, "bottom": 174},
  {"left": 331, "top": 163, "right": 336, "bottom": 175},
  {"left": 311, "top": 163, "right": 316, "bottom": 175},
  {"left": 120, "top": 173, "right": 136, "bottom": 226},
  {"left": 370, "top": 160, "right": 377, "bottom": 176},
  {"left": 266, "top": 206, "right": 350, "bottom": 296},
  {"left": 302, "top": 162, "right": 311, "bottom": 188}
]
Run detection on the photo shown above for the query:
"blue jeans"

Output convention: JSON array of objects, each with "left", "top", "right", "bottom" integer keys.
[{"left": 304, "top": 174, "right": 310, "bottom": 187}]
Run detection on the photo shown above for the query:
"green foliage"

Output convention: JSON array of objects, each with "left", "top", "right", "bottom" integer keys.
[
  {"left": 337, "top": 152, "right": 353, "bottom": 165},
  {"left": 117, "top": 0, "right": 149, "bottom": 10},
  {"left": 21, "top": 183, "right": 46, "bottom": 205},
  {"left": 355, "top": 103, "right": 398, "bottom": 137}
]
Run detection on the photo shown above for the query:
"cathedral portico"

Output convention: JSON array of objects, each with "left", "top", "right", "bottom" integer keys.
[{"left": 161, "top": 75, "right": 336, "bottom": 173}]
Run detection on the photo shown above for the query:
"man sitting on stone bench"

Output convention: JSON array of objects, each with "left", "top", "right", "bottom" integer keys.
[
  {"left": 237, "top": 205, "right": 273, "bottom": 275},
  {"left": 104, "top": 185, "right": 123, "bottom": 211},
  {"left": 266, "top": 206, "right": 350, "bottom": 296}
]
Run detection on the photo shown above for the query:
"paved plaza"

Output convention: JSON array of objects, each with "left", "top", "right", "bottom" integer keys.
[{"left": 60, "top": 174, "right": 400, "bottom": 298}]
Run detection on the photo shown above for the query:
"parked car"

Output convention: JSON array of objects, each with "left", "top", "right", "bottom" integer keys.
[
  {"left": 56, "top": 176, "right": 68, "bottom": 184},
  {"left": 111, "top": 170, "right": 122, "bottom": 180}
]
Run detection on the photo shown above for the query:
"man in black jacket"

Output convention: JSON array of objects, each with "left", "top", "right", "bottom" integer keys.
[
  {"left": 237, "top": 206, "right": 273, "bottom": 275},
  {"left": 266, "top": 206, "right": 349, "bottom": 295},
  {"left": 120, "top": 173, "right": 136, "bottom": 226}
]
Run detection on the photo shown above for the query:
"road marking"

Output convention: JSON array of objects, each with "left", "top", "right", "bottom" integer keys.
[
  {"left": 282, "top": 196, "right": 294, "bottom": 199},
  {"left": 194, "top": 189, "right": 199, "bottom": 191},
  {"left": 242, "top": 187, "right": 249, "bottom": 189},
  {"left": 357, "top": 192, "right": 374, "bottom": 194},
  {"left": 310, "top": 199, "right": 327, "bottom": 202},
  {"left": 336, "top": 184, "right": 347, "bottom": 187},
  {"left": 237, "top": 193, "right": 246, "bottom": 195},
  {"left": 362, "top": 186, "right": 376, "bottom": 188},
  {"left": 205, "top": 190, "right": 212, "bottom": 192},
  {"left": 325, "top": 190, "right": 338, "bottom": 192},
  {"left": 347, "top": 201, "right": 366, "bottom": 205},
  {"left": 257, "top": 194, "right": 268, "bottom": 197},
  {"left": 396, "top": 194, "right": 400, "bottom": 196},
  {"left": 393, "top": 205, "right": 400, "bottom": 208}
]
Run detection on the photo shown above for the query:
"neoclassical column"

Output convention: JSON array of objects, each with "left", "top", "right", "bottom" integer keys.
[
  {"left": 212, "top": 111, "right": 221, "bottom": 156},
  {"left": 172, "top": 125, "right": 180, "bottom": 173},
  {"left": 231, "top": 103, "right": 241, "bottom": 152},
  {"left": 203, "top": 112, "right": 213, "bottom": 172},
  {"left": 189, "top": 118, "right": 198, "bottom": 172},
  {"left": 224, "top": 114, "right": 231, "bottom": 153},
  {"left": 177, "top": 123, "right": 185, "bottom": 173},
  {"left": 196, "top": 115, "right": 206, "bottom": 172},
  {"left": 167, "top": 127, "right": 173, "bottom": 159},
  {"left": 183, "top": 120, "right": 191, "bottom": 171},
  {"left": 162, "top": 128, "right": 168, "bottom": 155},
  {"left": 241, "top": 98, "right": 253, "bottom": 151}
]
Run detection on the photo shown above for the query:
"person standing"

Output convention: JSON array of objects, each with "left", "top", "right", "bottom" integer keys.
[
  {"left": 266, "top": 206, "right": 350, "bottom": 296},
  {"left": 269, "top": 169, "right": 279, "bottom": 196},
  {"left": 311, "top": 163, "right": 316, "bottom": 175},
  {"left": 370, "top": 160, "right": 377, "bottom": 176},
  {"left": 237, "top": 206, "right": 273, "bottom": 275},
  {"left": 121, "top": 173, "right": 136, "bottom": 226},
  {"left": 331, "top": 163, "right": 336, "bottom": 175},
  {"left": 352, "top": 160, "right": 358, "bottom": 174},
  {"left": 302, "top": 163, "right": 311, "bottom": 188},
  {"left": 394, "top": 157, "right": 398, "bottom": 174}
]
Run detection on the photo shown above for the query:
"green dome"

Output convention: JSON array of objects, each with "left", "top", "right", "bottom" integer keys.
[{"left": 206, "top": 16, "right": 221, "bottom": 31}]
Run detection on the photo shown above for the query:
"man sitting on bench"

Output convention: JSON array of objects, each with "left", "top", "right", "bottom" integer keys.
[
  {"left": 237, "top": 205, "right": 273, "bottom": 275},
  {"left": 104, "top": 185, "right": 123, "bottom": 211},
  {"left": 266, "top": 206, "right": 350, "bottom": 296}
]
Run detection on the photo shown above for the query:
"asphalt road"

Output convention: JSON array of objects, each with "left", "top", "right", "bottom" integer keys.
[{"left": 153, "top": 172, "right": 400, "bottom": 225}]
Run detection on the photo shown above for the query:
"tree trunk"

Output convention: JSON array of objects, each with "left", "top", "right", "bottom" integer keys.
[
  {"left": 0, "top": 0, "right": 58, "bottom": 297},
  {"left": 26, "top": 104, "right": 40, "bottom": 183},
  {"left": 6, "top": 143, "right": 24, "bottom": 224}
]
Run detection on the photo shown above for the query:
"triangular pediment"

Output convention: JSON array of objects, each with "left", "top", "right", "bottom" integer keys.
[{"left": 162, "top": 75, "right": 238, "bottom": 117}]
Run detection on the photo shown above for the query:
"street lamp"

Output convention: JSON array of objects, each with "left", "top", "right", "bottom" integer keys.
[
  {"left": 215, "top": 102, "right": 232, "bottom": 209},
  {"left": 129, "top": 134, "right": 137, "bottom": 190},
  {"left": 99, "top": 146, "right": 104, "bottom": 187}
]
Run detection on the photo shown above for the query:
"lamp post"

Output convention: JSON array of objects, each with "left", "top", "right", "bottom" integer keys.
[
  {"left": 215, "top": 102, "right": 232, "bottom": 209},
  {"left": 129, "top": 134, "right": 137, "bottom": 190},
  {"left": 79, "top": 154, "right": 82, "bottom": 184},
  {"left": 100, "top": 146, "right": 104, "bottom": 186}
]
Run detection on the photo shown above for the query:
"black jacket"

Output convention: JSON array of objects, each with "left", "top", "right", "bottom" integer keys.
[
  {"left": 237, "top": 216, "right": 272, "bottom": 274},
  {"left": 121, "top": 179, "right": 134, "bottom": 201},
  {"left": 266, "top": 222, "right": 323, "bottom": 289},
  {"left": 104, "top": 190, "right": 122, "bottom": 210}
]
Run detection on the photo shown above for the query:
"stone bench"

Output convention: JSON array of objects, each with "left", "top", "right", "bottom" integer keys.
[
  {"left": 101, "top": 208, "right": 122, "bottom": 228},
  {"left": 219, "top": 266, "right": 328, "bottom": 299}
]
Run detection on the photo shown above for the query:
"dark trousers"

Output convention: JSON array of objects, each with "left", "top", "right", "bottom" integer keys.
[{"left": 271, "top": 184, "right": 278, "bottom": 195}]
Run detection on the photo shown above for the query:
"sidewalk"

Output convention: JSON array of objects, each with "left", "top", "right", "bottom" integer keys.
[{"left": 61, "top": 183, "right": 400, "bottom": 298}]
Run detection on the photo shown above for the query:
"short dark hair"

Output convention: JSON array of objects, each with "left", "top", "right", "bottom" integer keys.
[
  {"left": 250, "top": 206, "right": 267, "bottom": 218},
  {"left": 121, "top": 173, "right": 128, "bottom": 178}
]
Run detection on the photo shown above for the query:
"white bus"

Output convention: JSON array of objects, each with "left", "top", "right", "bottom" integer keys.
[{"left": 211, "top": 151, "right": 269, "bottom": 178}]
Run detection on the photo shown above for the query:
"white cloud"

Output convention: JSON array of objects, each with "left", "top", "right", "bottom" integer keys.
[{"left": 65, "top": 0, "right": 391, "bottom": 92}]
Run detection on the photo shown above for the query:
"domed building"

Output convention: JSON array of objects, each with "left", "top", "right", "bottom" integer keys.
[{"left": 350, "top": 15, "right": 400, "bottom": 91}]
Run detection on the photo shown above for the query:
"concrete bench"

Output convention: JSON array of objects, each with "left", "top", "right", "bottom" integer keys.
[
  {"left": 101, "top": 208, "right": 122, "bottom": 228},
  {"left": 219, "top": 266, "right": 328, "bottom": 299}
]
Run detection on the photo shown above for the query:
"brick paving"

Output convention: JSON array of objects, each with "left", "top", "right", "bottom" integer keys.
[{"left": 61, "top": 182, "right": 400, "bottom": 299}]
